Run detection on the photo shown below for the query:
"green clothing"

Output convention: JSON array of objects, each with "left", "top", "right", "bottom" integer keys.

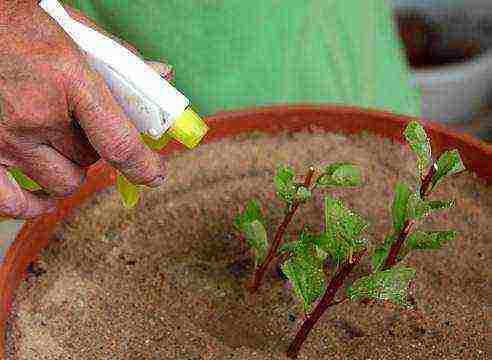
[{"left": 63, "top": 0, "right": 420, "bottom": 117}]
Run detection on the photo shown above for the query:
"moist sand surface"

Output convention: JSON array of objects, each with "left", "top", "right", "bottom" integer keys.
[{"left": 6, "top": 130, "right": 491, "bottom": 359}]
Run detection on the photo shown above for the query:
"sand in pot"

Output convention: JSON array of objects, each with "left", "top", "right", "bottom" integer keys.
[{"left": 5, "top": 130, "right": 491, "bottom": 359}]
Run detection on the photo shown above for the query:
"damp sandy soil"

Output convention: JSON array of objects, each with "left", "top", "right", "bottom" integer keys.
[{"left": 5, "top": 130, "right": 492, "bottom": 359}]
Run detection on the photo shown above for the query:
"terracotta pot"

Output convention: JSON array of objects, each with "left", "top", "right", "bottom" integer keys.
[{"left": 1, "top": 105, "right": 491, "bottom": 356}]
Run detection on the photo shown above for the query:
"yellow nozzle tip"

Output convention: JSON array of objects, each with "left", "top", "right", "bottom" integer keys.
[{"left": 168, "top": 108, "right": 208, "bottom": 149}]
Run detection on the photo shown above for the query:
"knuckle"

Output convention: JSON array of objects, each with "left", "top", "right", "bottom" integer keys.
[
  {"left": 57, "top": 183, "right": 79, "bottom": 198},
  {"left": 104, "top": 141, "right": 163, "bottom": 185},
  {"left": 0, "top": 192, "right": 26, "bottom": 217},
  {"left": 52, "top": 173, "right": 85, "bottom": 198},
  {"left": 102, "top": 135, "right": 139, "bottom": 167},
  {"left": 140, "top": 172, "right": 165, "bottom": 187},
  {"left": 67, "top": 62, "right": 103, "bottom": 96},
  {"left": 131, "top": 161, "right": 164, "bottom": 186}
]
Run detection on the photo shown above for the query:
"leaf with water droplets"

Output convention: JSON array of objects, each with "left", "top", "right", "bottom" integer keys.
[
  {"left": 407, "top": 230, "right": 457, "bottom": 250},
  {"left": 242, "top": 220, "right": 269, "bottom": 266},
  {"left": 314, "top": 196, "right": 368, "bottom": 268},
  {"left": 404, "top": 121, "right": 432, "bottom": 177},
  {"left": 347, "top": 267, "right": 416, "bottom": 308},
  {"left": 316, "top": 163, "right": 362, "bottom": 188},
  {"left": 430, "top": 150, "right": 465, "bottom": 192},
  {"left": 278, "top": 242, "right": 298, "bottom": 256},
  {"left": 234, "top": 199, "right": 265, "bottom": 232},
  {"left": 274, "top": 165, "right": 297, "bottom": 207},
  {"left": 407, "top": 194, "right": 455, "bottom": 221},
  {"left": 281, "top": 240, "right": 325, "bottom": 313},
  {"left": 294, "top": 186, "right": 312, "bottom": 204}
]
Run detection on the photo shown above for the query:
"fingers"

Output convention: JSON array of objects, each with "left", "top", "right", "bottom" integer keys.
[
  {"left": 12, "top": 144, "right": 86, "bottom": 198},
  {"left": 47, "top": 119, "right": 100, "bottom": 168},
  {"left": 68, "top": 64, "right": 166, "bottom": 187},
  {"left": 147, "top": 61, "right": 174, "bottom": 82},
  {"left": 0, "top": 167, "right": 55, "bottom": 219}
]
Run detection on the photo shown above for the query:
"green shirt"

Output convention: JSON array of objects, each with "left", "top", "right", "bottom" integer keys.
[{"left": 63, "top": 0, "right": 420, "bottom": 117}]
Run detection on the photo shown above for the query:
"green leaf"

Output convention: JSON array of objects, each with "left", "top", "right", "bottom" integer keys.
[
  {"left": 281, "top": 241, "right": 325, "bottom": 313},
  {"left": 242, "top": 220, "right": 269, "bottom": 265},
  {"left": 404, "top": 121, "right": 432, "bottom": 177},
  {"left": 407, "top": 193, "right": 428, "bottom": 220},
  {"left": 430, "top": 150, "right": 465, "bottom": 192},
  {"left": 294, "top": 186, "right": 312, "bottom": 204},
  {"left": 315, "top": 246, "right": 329, "bottom": 261},
  {"left": 298, "top": 226, "right": 315, "bottom": 245},
  {"left": 391, "top": 182, "right": 412, "bottom": 232},
  {"left": 8, "top": 168, "right": 41, "bottom": 191},
  {"left": 314, "top": 196, "right": 368, "bottom": 267},
  {"left": 407, "top": 230, "right": 457, "bottom": 250},
  {"left": 278, "top": 242, "right": 298, "bottom": 256},
  {"left": 347, "top": 267, "right": 417, "bottom": 308},
  {"left": 234, "top": 201, "right": 268, "bottom": 266},
  {"left": 407, "top": 194, "right": 455, "bottom": 221},
  {"left": 279, "top": 227, "right": 315, "bottom": 256},
  {"left": 274, "top": 165, "right": 297, "bottom": 206},
  {"left": 117, "top": 173, "right": 141, "bottom": 209},
  {"left": 312, "top": 233, "right": 349, "bottom": 268},
  {"left": 371, "top": 245, "right": 390, "bottom": 272},
  {"left": 371, "top": 234, "right": 396, "bottom": 271},
  {"left": 428, "top": 199, "right": 456, "bottom": 211},
  {"left": 316, "top": 163, "right": 362, "bottom": 188},
  {"left": 234, "top": 199, "right": 264, "bottom": 232},
  {"left": 324, "top": 196, "right": 368, "bottom": 242}
]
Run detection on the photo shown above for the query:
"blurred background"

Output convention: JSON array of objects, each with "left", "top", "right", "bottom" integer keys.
[{"left": 391, "top": 0, "right": 492, "bottom": 140}]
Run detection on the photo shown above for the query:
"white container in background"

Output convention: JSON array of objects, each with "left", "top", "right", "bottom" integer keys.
[
  {"left": 411, "top": 50, "right": 492, "bottom": 123},
  {"left": 392, "top": 0, "right": 492, "bottom": 123}
]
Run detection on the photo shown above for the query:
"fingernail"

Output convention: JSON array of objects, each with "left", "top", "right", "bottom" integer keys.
[{"left": 147, "top": 175, "right": 165, "bottom": 187}]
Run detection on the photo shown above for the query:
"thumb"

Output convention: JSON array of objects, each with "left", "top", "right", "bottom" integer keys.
[{"left": 0, "top": 167, "right": 55, "bottom": 219}]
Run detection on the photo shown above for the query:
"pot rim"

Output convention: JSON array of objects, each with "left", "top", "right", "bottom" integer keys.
[{"left": 1, "top": 104, "right": 490, "bottom": 356}]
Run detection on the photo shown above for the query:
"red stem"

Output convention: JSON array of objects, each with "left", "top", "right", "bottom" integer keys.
[
  {"left": 249, "top": 166, "right": 316, "bottom": 293},
  {"left": 382, "top": 163, "right": 436, "bottom": 270},
  {"left": 381, "top": 220, "right": 415, "bottom": 270},
  {"left": 286, "top": 250, "right": 366, "bottom": 359}
]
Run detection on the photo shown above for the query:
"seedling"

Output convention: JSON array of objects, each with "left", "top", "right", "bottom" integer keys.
[
  {"left": 234, "top": 122, "right": 465, "bottom": 358},
  {"left": 234, "top": 162, "right": 363, "bottom": 293}
]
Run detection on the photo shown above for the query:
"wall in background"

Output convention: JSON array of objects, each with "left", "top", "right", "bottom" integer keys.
[{"left": 391, "top": 0, "right": 492, "bottom": 10}]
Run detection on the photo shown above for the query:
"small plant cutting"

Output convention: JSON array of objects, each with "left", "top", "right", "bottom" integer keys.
[{"left": 234, "top": 121, "right": 465, "bottom": 358}]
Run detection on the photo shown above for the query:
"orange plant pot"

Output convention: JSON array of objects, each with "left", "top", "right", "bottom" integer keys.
[{"left": 1, "top": 105, "right": 491, "bottom": 357}]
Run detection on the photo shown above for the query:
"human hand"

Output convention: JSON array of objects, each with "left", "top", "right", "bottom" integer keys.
[{"left": 0, "top": 2, "right": 173, "bottom": 218}]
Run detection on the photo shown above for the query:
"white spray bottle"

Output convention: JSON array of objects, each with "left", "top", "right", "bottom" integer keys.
[
  {"left": 39, "top": 0, "right": 208, "bottom": 149},
  {"left": 37, "top": 0, "right": 209, "bottom": 208}
]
